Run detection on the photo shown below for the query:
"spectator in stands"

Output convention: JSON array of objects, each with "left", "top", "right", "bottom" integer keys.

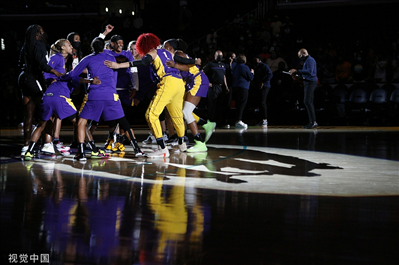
[
  {"left": 270, "top": 15, "right": 282, "bottom": 37},
  {"left": 266, "top": 50, "right": 287, "bottom": 73},
  {"left": 259, "top": 26, "right": 271, "bottom": 44},
  {"left": 281, "top": 16, "right": 294, "bottom": 41},
  {"left": 260, "top": 46, "right": 271, "bottom": 62}
]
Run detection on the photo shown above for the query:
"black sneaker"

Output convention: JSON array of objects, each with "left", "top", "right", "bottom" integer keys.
[
  {"left": 303, "top": 122, "right": 318, "bottom": 129},
  {"left": 134, "top": 147, "right": 144, "bottom": 157},
  {"left": 73, "top": 152, "right": 87, "bottom": 161},
  {"left": 165, "top": 134, "right": 178, "bottom": 146}
]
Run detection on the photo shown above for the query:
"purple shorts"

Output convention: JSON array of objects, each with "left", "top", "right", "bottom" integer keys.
[
  {"left": 41, "top": 94, "right": 77, "bottom": 121},
  {"left": 187, "top": 73, "right": 209, "bottom": 98},
  {"left": 189, "top": 82, "right": 209, "bottom": 98},
  {"left": 79, "top": 99, "right": 124, "bottom": 122}
]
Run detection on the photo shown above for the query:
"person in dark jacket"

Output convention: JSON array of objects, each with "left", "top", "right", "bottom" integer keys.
[
  {"left": 203, "top": 50, "right": 229, "bottom": 127},
  {"left": 253, "top": 55, "right": 273, "bottom": 128},
  {"left": 290, "top": 48, "right": 318, "bottom": 129},
  {"left": 231, "top": 54, "right": 254, "bottom": 129},
  {"left": 18, "top": 24, "right": 63, "bottom": 156}
]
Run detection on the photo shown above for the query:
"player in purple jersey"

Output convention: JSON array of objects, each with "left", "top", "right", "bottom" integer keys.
[
  {"left": 40, "top": 39, "right": 74, "bottom": 155},
  {"left": 44, "top": 40, "right": 68, "bottom": 85},
  {"left": 105, "top": 33, "right": 187, "bottom": 158},
  {"left": 97, "top": 25, "right": 140, "bottom": 153},
  {"left": 23, "top": 76, "right": 99, "bottom": 161},
  {"left": 60, "top": 37, "right": 143, "bottom": 161},
  {"left": 165, "top": 39, "right": 216, "bottom": 153}
]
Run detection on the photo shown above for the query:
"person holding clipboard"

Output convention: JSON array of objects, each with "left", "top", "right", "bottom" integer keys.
[{"left": 289, "top": 48, "right": 318, "bottom": 129}]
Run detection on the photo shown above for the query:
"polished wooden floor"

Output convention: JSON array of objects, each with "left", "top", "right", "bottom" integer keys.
[{"left": 1, "top": 126, "right": 398, "bottom": 265}]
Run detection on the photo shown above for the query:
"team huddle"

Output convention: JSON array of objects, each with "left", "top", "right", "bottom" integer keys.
[{"left": 19, "top": 24, "right": 216, "bottom": 162}]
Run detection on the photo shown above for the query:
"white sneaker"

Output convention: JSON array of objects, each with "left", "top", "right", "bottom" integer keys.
[
  {"left": 21, "top": 146, "right": 28, "bottom": 156},
  {"left": 257, "top": 120, "right": 268, "bottom": 128},
  {"left": 146, "top": 146, "right": 170, "bottom": 158},
  {"left": 41, "top": 143, "right": 55, "bottom": 154},
  {"left": 235, "top": 121, "right": 248, "bottom": 129},
  {"left": 55, "top": 141, "right": 71, "bottom": 153},
  {"left": 178, "top": 142, "right": 187, "bottom": 152},
  {"left": 143, "top": 133, "right": 156, "bottom": 144}
]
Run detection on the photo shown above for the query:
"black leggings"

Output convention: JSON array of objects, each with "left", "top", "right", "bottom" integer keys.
[
  {"left": 108, "top": 117, "right": 134, "bottom": 141},
  {"left": 259, "top": 86, "right": 271, "bottom": 119},
  {"left": 233, "top": 86, "right": 249, "bottom": 121}
]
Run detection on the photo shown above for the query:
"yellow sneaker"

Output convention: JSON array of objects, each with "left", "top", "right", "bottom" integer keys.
[
  {"left": 105, "top": 139, "right": 114, "bottom": 152},
  {"left": 24, "top": 151, "right": 34, "bottom": 161},
  {"left": 111, "top": 142, "right": 125, "bottom": 152},
  {"left": 91, "top": 149, "right": 109, "bottom": 159}
]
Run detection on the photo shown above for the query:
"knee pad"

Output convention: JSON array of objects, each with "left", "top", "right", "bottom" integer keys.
[{"left": 182, "top": 101, "right": 196, "bottom": 124}]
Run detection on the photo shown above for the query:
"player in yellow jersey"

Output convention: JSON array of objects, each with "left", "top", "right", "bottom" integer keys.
[{"left": 105, "top": 33, "right": 187, "bottom": 158}]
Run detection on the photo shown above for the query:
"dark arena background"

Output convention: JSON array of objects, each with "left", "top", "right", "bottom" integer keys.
[{"left": 1, "top": 1, "right": 399, "bottom": 264}]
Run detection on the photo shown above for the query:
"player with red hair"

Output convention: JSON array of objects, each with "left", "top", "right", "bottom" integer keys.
[
  {"left": 105, "top": 33, "right": 187, "bottom": 158},
  {"left": 135, "top": 33, "right": 161, "bottom": 56}
]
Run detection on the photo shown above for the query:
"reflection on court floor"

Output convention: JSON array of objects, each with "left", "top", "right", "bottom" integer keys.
[
  {"left": 7, "top": 143, "right": 398, "bottom": 197},
  {"left": 1, "top": 127, "right": 398, "bottom": 264}
]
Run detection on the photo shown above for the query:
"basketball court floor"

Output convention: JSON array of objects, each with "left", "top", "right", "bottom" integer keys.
[{"left": 1, "top": 126, "right": 398, "bottom": 264}]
